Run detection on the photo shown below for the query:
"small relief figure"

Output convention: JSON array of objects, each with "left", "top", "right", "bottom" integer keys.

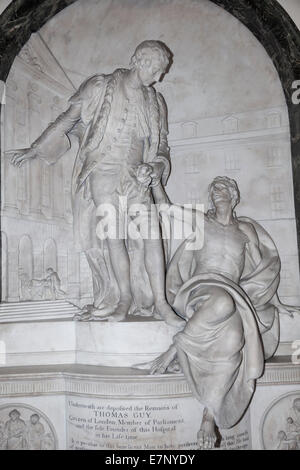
[
  {"left": 19, "top": 267, "right": 66, "bottom": 301},
  {"left": 275, "top": 398, "right": 300, "bottom": 450},
  {"left": 285, "top": 417, "right": 300, "bottom": 449},
  {"left": 286, "top": 417, "right": 298, "bottom": 434},
  {"left": 41, "top": 268, "right": 66, "bottom": 300},
  {"left": 41, "top": 433, "right": 55, "bottom": 450},
  {"left": 276, "top": 430, "right": 298, "bottom": 450},
  {"left": 292, "top": 398, "right": 300, "bottom": 429},
  {"left": 4, "top": 409, "right": 27, "bottom": 450},
  {"left": 0, "top": 420, "right": 5, "bottom": 449},
  {"left": 26, "top": 414, "right": 45, "bottom": 450}
]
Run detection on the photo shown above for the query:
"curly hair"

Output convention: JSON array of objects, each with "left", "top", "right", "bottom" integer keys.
[
  {"left": 208, "top": 176, "right": 240, "bottom": 210},
  {"left": 130, "top": 40, "right": 172, "bottom": 70}
]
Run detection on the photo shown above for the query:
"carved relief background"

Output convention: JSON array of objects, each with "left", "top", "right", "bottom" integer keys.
[{"left": 1, "top": 0, "right": 299, "bottom": 339}]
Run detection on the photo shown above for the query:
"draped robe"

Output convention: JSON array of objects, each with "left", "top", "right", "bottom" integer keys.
[{"left": 165, "top": 214, "right": 280, "bottom": 428}]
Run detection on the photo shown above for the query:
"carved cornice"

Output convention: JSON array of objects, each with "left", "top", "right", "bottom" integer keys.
[
  {"left": 14, "top": 31, "right": 75, "bottom": 97},
  {"left": 15, "top": 56, "right": 74, "bottom": 98},
  {"left": 169, "top": 127, "right": 289, "bottom": 150},
  {"left": 0, "top": 362, "right": 299, "bottom": 398},
  {"left": 258, "top": 363, "right": 300, "bottom": 386}
]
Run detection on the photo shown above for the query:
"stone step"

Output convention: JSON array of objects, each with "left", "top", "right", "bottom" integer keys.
[
  {"left": 0, "top": 300, "right": 71, "bottom": 307},
  {"left": 0, "top": 301, "right": 80, "bottom": 309},
  {"left": 0, "top": 300, "right": 81, "bottom": 322},
  {"left": 0, "top": 305, "right": 79, "bottom": 312}
]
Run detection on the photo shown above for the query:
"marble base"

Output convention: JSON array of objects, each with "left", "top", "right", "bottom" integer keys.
[
  {"left": 0, "top": 315, "right": 299, "bottom": 450},
  {"left": 0, "top": 315, "right": 177, "bottom": 367},
  {"left": 0, "top": 359, "right": 298, "bottom": 450},
  {"left": 0, "top": 308, "right": 293, "bottom": 372}
]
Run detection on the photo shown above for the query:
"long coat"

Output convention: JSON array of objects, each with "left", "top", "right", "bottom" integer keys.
[{"left": 32, "top": 69, "right": 171, "bottom": 314}]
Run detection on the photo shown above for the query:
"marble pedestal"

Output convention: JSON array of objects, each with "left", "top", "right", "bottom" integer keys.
[
  {"left": 0, "top": 308, "right": 299, "bottom": 450},
  {"left": 0, "top": 305, "right": 177, "bottom": 368}
]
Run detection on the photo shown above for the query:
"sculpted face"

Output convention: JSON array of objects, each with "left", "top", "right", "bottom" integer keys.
[
  {"left": 136, "top": 54, "right": 166, "bottom": 86},
  {"left": 9, "top": 410, "right": 20, "bottom": 421},
  {"left": 211, "top": 182, "right": 232, "bottom": 207},
  {"left": 278, "top": 431, "right": 287, "bottom": 440},
  {"left": 30, "top": 414, "right": 39, "bottom": 424},
  {"left": 294, "top": 399, "right": 300, "bottom": 412}
]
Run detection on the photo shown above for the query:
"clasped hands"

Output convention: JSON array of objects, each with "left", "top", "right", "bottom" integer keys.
[{"left": 135, "top": 161, "right": 164, "bottom": 189}]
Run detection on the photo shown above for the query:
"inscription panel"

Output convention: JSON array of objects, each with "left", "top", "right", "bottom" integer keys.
[{"left": 67, "top": 395, "right": 251, "bottom": 450}]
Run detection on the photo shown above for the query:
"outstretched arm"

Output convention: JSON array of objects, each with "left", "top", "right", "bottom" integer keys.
[
  {"left": 6, "top": 103, "right": 81, "bottom": 167},
  {"left": 271, "top": 293, "right": 300, "bottom": 318},
  {"left": 239, "top": 221, "right": 262, "bottom": 267}
]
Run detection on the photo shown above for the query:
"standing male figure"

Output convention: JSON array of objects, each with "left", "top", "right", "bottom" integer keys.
[
  {"left": 26, "top": 414, "right": 45, "bottom": 450},
  {"left": 8, "top": 40, "right": 183, "bottom": 326},
  {"left": 4, "top": 409, "right": 27, "bottom": 450}
]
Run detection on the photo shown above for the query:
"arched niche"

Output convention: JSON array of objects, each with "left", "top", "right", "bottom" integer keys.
[
  {"left": 1, "top": 231, "right": 8, "bottom": 301},
  {"left": 43, "top": 238, "right": 57, "bottom": 273},
  {"left": 18, "top": 235, "right": 33, "bottom": 280}
]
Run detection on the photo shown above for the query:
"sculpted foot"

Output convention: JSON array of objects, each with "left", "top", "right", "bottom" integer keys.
[
  {"left": 107, "top": 297, "right": 132, "bottom": 322},
  {"left": 197, "top": 408, "right": 217, "bottom": 450},
  {"left": 74, "top": 304, "right": 96, "bottom": 321},
  {"left": 74, "top": 311, "right": 94, "bottom": 321},
  {"left": 155, "top": 301, "right": 185, "bottom": 328},
  {"left": 74, "top": 302, "right": 128, "bottom": 322}
]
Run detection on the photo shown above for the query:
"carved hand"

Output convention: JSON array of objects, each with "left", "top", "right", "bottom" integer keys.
[
  {"left": 6, "top": 148, "right": 36, "bottom": 167},
  {"left": 276, "top": 303, "right": 300, "bottom": 319},
  {"left": 149, "top": 345, "right": 177, "bottom": 375},
  {"left": 133, "top": 345, "right": 177, "bottom": 374},
  {"left": 149, "top": 161, "right": 165, "bottom": 187},
  {"left": 135, "top": 163, "right": 153, "bottom": 188}
]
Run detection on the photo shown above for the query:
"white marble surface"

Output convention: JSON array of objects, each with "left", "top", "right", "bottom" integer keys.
[
  {"left": 0, "top": 0, "right": 11, "bottom": 15},
  {"left": 39, "top": 0, "right": 286, "bottom": 119},
  {"left": 0, "top": 319, "right": 178, "bottom": 367},
  {"left": 0, "top": 0, "right": 300, "bottom": 451}
]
